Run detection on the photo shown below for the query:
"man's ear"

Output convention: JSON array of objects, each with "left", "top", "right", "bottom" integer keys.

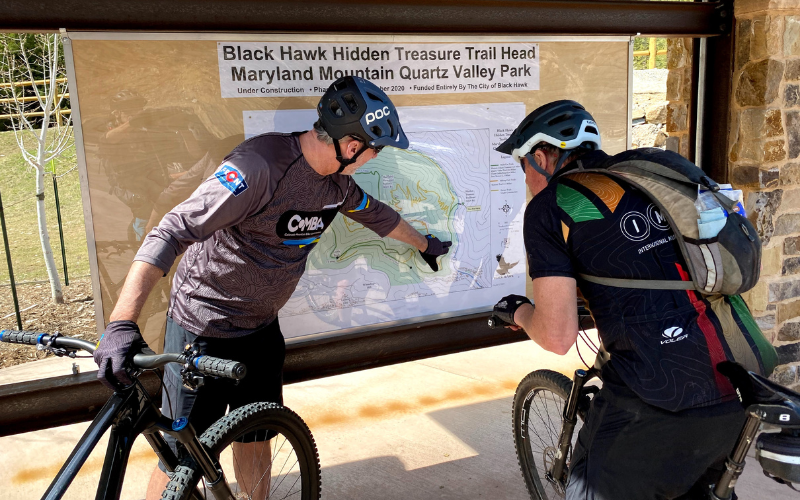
[
  {"left": 533, "top": 148, "right": 549, "bottom": 170},
  {"left": 344, "top": 138, "right": 361, "bottom": 156}
]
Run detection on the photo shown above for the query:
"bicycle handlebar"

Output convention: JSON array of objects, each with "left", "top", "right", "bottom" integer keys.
[{"left": 0, "top": 329, "right": 247, "bottom": 381}]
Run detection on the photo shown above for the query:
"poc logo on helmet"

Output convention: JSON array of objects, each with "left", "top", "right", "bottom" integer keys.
[
  {"left": 661, "top": 326, "right": 688, "bottom": 345},
  {"left": 365, "top": 106, "right": 390, "bottom": 125}
]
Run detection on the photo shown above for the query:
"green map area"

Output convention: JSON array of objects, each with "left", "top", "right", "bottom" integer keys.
[{"left": 305, "top": 147, "right": 459, "bottom": 286}]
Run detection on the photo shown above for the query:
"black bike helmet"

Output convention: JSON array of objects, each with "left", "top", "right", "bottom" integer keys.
[
  {"left": 496, "top": 100, "right": 601, "bottom": 180},
  {"left": 318, "top": 76, "right": 409, "bottom": 171}
]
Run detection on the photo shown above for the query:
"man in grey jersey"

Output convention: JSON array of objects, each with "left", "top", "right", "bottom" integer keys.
[{"left": 93, "top": 76, "right": 452, "bottom": 498}]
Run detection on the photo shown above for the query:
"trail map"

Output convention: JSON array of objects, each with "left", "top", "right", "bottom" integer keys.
[{"left": 244, "top": 103, "right": 527, "bottom": 337}]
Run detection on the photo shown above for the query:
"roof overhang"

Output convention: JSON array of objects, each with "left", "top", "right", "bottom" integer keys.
[{"left": 0, "top": 0, "right": 731, "bottom": 37}]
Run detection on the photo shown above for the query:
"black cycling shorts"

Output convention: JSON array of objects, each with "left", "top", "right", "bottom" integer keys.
[
  {"left": 566, "top": 381, "right": 746, "bottom": 500},
  {"left": 159, "top": 316, "right": 285, "bottom": 468}
]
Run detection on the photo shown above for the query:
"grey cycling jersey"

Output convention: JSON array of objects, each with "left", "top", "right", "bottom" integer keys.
[{"left": 135, "top": 132, "right": 401, "bottom": 338}]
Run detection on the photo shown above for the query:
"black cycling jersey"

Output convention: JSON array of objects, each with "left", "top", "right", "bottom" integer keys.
[{"left": 524, "top": 151, "right": 776, "bottom": 412}]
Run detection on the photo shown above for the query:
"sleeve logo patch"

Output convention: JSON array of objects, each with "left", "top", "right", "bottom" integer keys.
[{"left": 215, "top": 165, "right": 248, "bottom": 196}]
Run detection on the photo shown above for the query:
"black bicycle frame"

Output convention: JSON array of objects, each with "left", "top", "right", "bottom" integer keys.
[
  {"left": 39, "top": 378, "right": 231, "bottom": 500},
  {"left": 549, "top": 367, "right": 765, "bottom": 500}
]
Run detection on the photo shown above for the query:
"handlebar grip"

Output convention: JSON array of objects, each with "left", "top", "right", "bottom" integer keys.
[
  {"left": 487, "top": 315, "right": 512, "bottom": 329},
  {"left": 194, "top": 356, "right": 247, "bottom": 380},
  {"left": 0, "top": 329, "right": 45, "bottom": 345}
]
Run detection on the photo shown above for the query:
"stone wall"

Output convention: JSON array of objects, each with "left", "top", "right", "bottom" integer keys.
[
  {"left": 730, "top": 2, "right": 800, "bottom": 387},
  {"left": 632, "top": 69, "right": 668, "bottom": 149},
  {"left": 665, "top": 38, "right": 694, "bottom": 158}
]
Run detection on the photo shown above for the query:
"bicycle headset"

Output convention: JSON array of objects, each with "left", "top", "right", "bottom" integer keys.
[
  {"left": 317, "top": 76, "right": 409, "bottom": 173},
  {"left": 495, "top": 100, "right": 602, "bottom": 181}
]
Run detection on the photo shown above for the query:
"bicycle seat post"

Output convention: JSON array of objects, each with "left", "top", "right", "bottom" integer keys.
[{"left": 711, "top": 412, "right": 761, "bottom": 500}]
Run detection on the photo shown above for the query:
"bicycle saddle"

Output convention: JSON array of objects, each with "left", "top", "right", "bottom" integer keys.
[{"left": 717, "top": 361, "right": 800, "bottom": 427}]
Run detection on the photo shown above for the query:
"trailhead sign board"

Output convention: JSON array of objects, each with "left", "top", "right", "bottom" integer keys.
[{"left": 65, "top": 33, "right": 630, "bottom": 347}]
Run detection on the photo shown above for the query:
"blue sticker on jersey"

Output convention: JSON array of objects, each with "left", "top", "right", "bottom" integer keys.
[{"left": 215, "top": 165, "right": 248, "bottom": 196}]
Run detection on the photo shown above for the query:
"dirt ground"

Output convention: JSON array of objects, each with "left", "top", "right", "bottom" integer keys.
[{"left": 0, "top": 277, "right": 98, "bottom": 369}]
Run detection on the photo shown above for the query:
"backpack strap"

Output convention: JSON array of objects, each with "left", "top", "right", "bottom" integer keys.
[{"left": 579, "top": 273, "right": 697, "bottom": 290}]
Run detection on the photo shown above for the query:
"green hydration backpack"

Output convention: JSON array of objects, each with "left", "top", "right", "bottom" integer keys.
[{"left": 570, "top": 148, "right": 761, "bottom": 296}]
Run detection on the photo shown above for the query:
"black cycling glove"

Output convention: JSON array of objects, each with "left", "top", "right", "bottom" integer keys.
[
  {"left": 493, "top": 294, "right": 533, "bottom": 327},
  {"left": 94, "top": 320, "right": 144, "bottom": 391},
  {"left": 419, "top": 234, "right": 452, "bottom": 272}
]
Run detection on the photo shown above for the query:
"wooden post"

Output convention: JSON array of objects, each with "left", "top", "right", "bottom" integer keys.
[{"left": 649, "top": 38, "right": 657, "bottom": 69}]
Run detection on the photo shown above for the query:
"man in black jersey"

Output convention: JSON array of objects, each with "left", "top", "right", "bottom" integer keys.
[{"left": 492, "top": 100, "right": 776, "bottom": 499}]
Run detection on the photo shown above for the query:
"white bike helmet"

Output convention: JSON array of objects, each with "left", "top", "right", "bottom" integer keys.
[{"left": 496, "top": 100, "right": 602, "bottom": 180}]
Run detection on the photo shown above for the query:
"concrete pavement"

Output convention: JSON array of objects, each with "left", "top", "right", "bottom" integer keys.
[{"left": 0, "top": 335, "right": 794, "bottom": 499}]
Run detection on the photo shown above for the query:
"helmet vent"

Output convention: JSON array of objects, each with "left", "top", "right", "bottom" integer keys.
[
  {"left": 585, "top": 126, "right": 599, "bottom": 135},
  {"left": 329, "top": 101, "right": 344, "bottom": 117},
  {"left": 366, "top": 91, "right": 383, "bottom": 102},
  {"left": 371, "top": 125, "right": 383, "bottom": 137},
  {"left": 547, "top": 113, "right": 572, "bottom": 127},
  {"left": 342, "top": 93, "right": 359, "bottom": 113},
  {"left": 560, "top": 127, "right": 575, "bottom": 137}
]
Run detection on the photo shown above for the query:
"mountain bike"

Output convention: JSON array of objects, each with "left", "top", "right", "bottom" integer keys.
[
  {"left": 488, "top": 315, "right": 800, "bottom": 500},
  {"left": 0, "top": 329, "right": 321, "bottom": 500}
]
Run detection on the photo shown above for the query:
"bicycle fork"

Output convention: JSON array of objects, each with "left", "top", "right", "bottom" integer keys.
[
  {"left": 160, "top": 418, "right": 237, "bottom": 500},
  {"left": 549, "top": 369, "right": 593, "bottom": 488}
]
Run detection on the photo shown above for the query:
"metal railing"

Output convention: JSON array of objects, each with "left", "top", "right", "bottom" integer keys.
[
  {"left": 0, "top": 77, "right": 71, "bottom": 125},
  {"left": 633, "top": 37, "right": 667, "bottom": 69}
]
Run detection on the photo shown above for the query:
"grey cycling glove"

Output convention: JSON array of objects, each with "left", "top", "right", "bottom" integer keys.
[
  {"left": 419, "top": 234, "right": 452, "bottom": 272},
  {"left": 493, "top": 294, "right": 533, "bottom": 327},
  {"left": 94, "top": 320, "right": 143, "bottom": 391}
]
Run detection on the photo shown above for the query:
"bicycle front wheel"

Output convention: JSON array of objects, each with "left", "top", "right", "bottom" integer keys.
[
  {"left": 162, "top": 402, "right": 321, "bottom": 500},
  {"left": 513, "top": 370, "right": 583, "bottom": 500}
]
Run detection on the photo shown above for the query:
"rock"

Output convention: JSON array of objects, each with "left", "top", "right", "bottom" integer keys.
[
  {"left": 667, "top": 38, "right": 688, "bottom": 69},
  {"left": 780, "top": 188, "right": 800, "bottom": 211},
  {"left": 764, "top": 140, "right": 787, "bottom": 162},
  {"left": 632, "top": 108, "right": 645, "bottom": 120},
  {"left": 751, "top": 15, "right": 783, "bottom": 60},
  {"left": 665, "top": 135, "right": 680, "bottom": 153},
  {"left": 666, "top": 70, "right": 683, "bottom": 101},
  {"left": 780, "top": 321, "right": 800, "bottom": 341},
  {"left": 732, "top": 166, "right": 759, "bottom": 187},
  {"left": 781, "top": 163, "right": 800, "bottom": 185},
  {"left": 756, "top": 314, "right": 776, "bottom": 332},
  {"left": 736, "top": 19, "right": 752, "bottom": 70},
  {"left": 666, "top": 103, "right": 688, "bottom": 132},
  {"left": 748, "top": 189, "right": 783, "bottom": 244},
  {"left": 788, "top": 111, "right": 800, "bottom": 159},
  {"left": 787, "top": 84, "right": 800, "bottom": 108},
  {"left": 787, "top": 59, "right": 800, "bottom": 81},
  {"left": 786, "top": 16, "right": 800, "bottom": 57},
  {"left": 786, "top": 236, "right": 800, "bottom": 255},
  {"left": 762, "top": 168, "right": 780, "bottom": 188},
  {"left": 735, "top": 59, "right": 785, "bottom": 106},
  {"left": 645, "top": 101, "right": 668, "bottom": 124},
  {"left": 785, "top": 258, "right": 800, "bottom": 277},
  {"left": 774, "top": 212, "right": 800, "bottom": 238},
  {"left": 631, "top": 123, "right": 667, "bottom": 149}
]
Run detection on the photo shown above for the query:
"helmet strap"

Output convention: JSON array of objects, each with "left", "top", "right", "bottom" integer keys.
[
  {"left": 333, "top": 140, "right": 369, "bottom": 173},
  {"left": 525, "top": 150, "right": 572, "bottom": 182}
]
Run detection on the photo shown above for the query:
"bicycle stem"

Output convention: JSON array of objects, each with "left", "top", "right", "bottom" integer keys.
[
  {"left": 711, "top": 411, "right": 761, "bottom": 500},
  {"left": 551, "top": 368, "right": 591, "bottom": 487}
]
